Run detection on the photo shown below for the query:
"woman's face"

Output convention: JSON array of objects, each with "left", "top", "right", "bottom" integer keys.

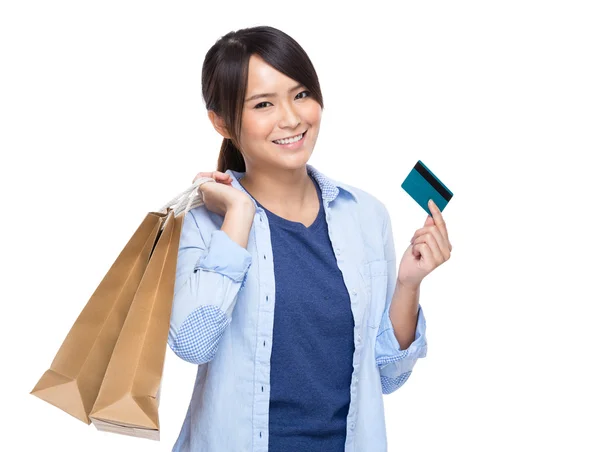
[{"left": 237, "top": 54, "right": 322, "bottom": 172}]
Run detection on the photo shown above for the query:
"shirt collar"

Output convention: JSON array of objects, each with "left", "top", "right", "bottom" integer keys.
[{"left": 226, "top": 164, "right": 357, "bottom": 208}]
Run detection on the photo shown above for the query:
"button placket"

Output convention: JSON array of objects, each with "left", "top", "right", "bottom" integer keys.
[{"left": 251, "top": 214, "right": 274, "bottom": 450}]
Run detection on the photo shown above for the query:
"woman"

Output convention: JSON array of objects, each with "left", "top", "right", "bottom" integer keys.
[{"left": 168, "top": 25, "right": 452, "bottom": 452}]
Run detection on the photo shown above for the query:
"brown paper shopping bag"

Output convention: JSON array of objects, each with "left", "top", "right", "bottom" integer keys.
[
  {"left": 30, "top": 212, "right": 167, "bottom": 424},
  {"left": 89, "top": 178, "right": 214, "bottom": 440}
]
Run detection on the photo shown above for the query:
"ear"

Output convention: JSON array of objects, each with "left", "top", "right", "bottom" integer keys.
[{"left": 207, "top": 110, "right": 232, "bottom": 140}]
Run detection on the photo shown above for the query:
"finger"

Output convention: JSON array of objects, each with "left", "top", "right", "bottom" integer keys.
[
  {"left": 413, "top": 232, "right": 445, "bottom": 264},
  {"left": 411, "top": 226, "right": 451, "bottom": 260},
  {"left": 193, "top": 171, "right": 231, "bottom": 184},
  {"left": 412, "top": 243, "right": 421, "bottom": 258},
  {"left": 215, "top": 172, "right": 233, "bottom": 184},
  {"left": 427, "top": 199, "right": 450, "bottom": 242},
  {"left": 410, "top": 227, "right": 424, "bottom": 244},
  {"left": 412, "top": 242, "right": 435, "bottom": 268}
]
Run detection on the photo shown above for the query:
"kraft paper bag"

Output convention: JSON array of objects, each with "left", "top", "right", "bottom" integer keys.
[
  {"left": 89, "top": 177, "right": 214, "bottom": 440},
  {"left": 30, "top": 212, "right": 167, "bottom": 424}
]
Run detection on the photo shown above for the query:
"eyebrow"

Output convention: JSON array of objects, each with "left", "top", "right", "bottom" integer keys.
[{"left": 245, "top": 83, "right": 305, "bottom": 102}]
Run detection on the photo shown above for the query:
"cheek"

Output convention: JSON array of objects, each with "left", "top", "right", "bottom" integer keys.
[
  {"left": 305, "top": 103, "right": 322, "bottom": 126},
  {"left": 238, "top": 121, "right": 257, "bottom": 148},
  {"left": 241, "top": 114, "right": 272, "bottom": 142}
]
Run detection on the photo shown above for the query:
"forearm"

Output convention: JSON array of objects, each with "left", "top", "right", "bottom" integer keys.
[
  {"left": 389, "top": 281, "right": 420, "bottom": 350},
  {"left": 169, "top": 205, "right": 254, "bottom": 364},
  {"left": 221, "top": 201, "right": 255, "bottom": 249}
]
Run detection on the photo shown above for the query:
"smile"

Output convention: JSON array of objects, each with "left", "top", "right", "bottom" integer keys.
[{"left": 272, "top": 131, "right": 306, "bottom": 145}]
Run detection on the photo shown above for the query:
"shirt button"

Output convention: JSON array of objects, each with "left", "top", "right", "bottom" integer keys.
[
  {"left": 350, "top": 422, "right": 355, "bottom": 430},
  {"left": 351, "top": 289, "right": 357, "bottom": 296},
  {"left": 335, "top": 248, "right": 341, "bottom": 256}
]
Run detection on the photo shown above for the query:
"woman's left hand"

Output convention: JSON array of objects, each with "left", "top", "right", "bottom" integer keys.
[{"left": 398, "top": 199, "right": 452, "bottom": 289}]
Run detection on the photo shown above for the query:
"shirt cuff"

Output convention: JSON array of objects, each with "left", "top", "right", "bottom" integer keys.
[
  {"left": 194, "top": 230, "right": 252, "bottom": 282},
  {"left": 375, "top": 304, "right": 427, "bottom": 369}
]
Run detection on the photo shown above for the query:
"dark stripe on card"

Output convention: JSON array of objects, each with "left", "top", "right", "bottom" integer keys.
[{"left": 414, "top": 161, "right": 453, "bottom": 202}]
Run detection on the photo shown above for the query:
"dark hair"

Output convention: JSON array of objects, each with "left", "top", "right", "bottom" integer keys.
[{"left": 201, "top": 26, "right": 324, "bottom": 173}]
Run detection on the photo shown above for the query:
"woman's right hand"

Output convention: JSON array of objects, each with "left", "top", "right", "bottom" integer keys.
[{"left": 192, "top": 171, "right": 254, "bottom": 217}]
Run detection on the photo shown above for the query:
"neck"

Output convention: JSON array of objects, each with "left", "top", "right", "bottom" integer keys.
[{"left": 239, "top": 165, "right": 315, "bottom": 211}]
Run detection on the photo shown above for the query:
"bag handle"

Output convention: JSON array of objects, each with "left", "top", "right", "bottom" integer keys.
[{"left": 158, "top": 177, "right": 216, "bottom": 219}]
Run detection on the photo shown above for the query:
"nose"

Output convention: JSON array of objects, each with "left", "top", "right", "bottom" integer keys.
[{"left": 278, "top": 100, "right": 301, "bottom": 130}]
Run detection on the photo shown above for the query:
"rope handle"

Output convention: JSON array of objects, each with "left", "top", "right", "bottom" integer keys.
[{"left": 157, "top": 176, "right": 216, "bottom": 219}]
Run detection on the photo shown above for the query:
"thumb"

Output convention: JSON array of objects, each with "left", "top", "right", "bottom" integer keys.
[{"left": 424, "top": 215, "right": 435, "bottom": 227}]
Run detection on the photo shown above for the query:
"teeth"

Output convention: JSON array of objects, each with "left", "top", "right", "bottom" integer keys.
[{"left": 274, "top": 132, "right": 303, "bottom": 145}]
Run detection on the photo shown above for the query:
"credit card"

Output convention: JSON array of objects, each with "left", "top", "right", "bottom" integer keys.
[{"left": 401, "top": 160, "right": 453, "bottom": 216}]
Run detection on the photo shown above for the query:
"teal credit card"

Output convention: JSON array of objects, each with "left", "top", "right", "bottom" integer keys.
[{"left": 401, "top": 160, "right": 453, "bottom": 216}]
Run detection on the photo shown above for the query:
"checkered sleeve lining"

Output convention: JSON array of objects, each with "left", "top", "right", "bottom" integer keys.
[
  {"left": 380, "top": 371, "right": 412, "bottom": 394},
  {"left": 375, "top": 305, "right": 427, "bottom": 394},
  {"left": 170, "top": 305, "right": 231, "bottom": 364}
]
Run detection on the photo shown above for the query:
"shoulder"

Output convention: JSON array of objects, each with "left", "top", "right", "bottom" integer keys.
[
  {"left": 333, "top": 179, "right": 391, "bottom": 261},
  {"left": 335, "top": 179, "right": 390, "bottom": 226},
  {"left": 309, "top": 164, "right": 388, "bottom": 222}
]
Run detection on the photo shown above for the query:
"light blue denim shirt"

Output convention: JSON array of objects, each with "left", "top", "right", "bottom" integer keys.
[{"left": 168, "top": 164, "right": 427, "bottom": 452}]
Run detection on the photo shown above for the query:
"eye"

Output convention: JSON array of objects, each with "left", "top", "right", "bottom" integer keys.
[
  {"left": 296, "top": 90, "right": 311, "bottom": 99},
  {"left": 254, "top": 101, "right": 272, "bottom": 109}
]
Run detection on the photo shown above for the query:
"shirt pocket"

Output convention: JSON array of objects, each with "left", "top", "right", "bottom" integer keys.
[{"left": 360, "top": 259, "right": 389, "bottom": 330}]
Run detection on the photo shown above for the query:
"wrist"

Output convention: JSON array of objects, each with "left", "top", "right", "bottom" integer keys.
[
  {"left": 228, "top": 199, "right": 255, "bottom": 215},
  {"left": 396, "top": 279, "right": 421, "bottom": 293}
]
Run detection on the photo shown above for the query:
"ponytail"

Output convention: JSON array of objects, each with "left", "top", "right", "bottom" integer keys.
[{"left": 216, "top": 138, "right": 246, "bottom": 173}]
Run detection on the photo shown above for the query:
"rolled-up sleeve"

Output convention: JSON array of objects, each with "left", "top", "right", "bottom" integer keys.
[
  {"left": 168, "top": 209, "right": 252, "bottom": 364},
  {"left": 375, "top": 205, "right": 428, "bottom": 394}
]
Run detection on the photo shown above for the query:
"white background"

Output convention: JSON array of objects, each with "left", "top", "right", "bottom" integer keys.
[{"left": 2, "top": 1, "right": 599, "bottom": 451}]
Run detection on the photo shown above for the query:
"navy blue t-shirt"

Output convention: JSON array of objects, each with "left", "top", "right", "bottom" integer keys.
[{"left": 246, "top": 175, "right": 355, "bottom": 452}]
